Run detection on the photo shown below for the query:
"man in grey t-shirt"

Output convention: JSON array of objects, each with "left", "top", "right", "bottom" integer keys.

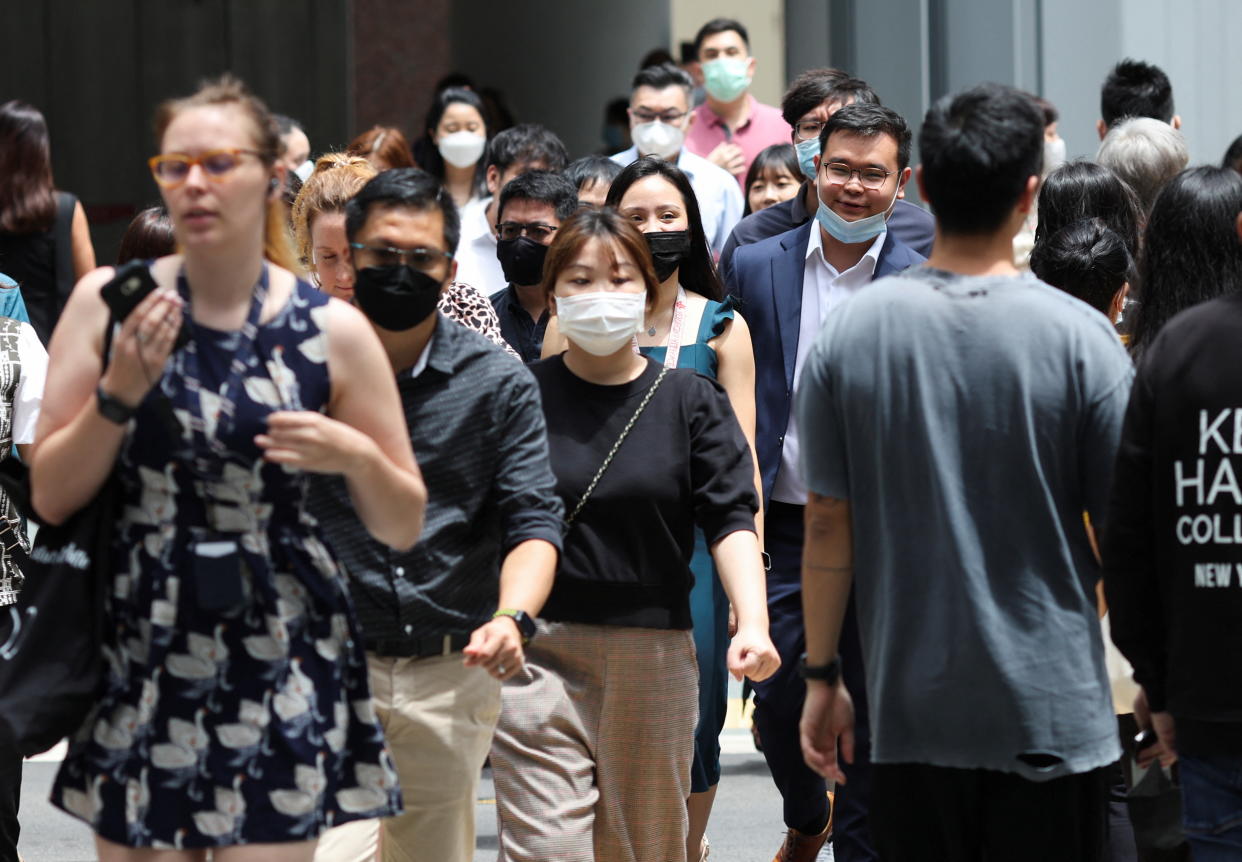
[{"left": 795, "top": 84, "right": 1133, "bottom": 861}]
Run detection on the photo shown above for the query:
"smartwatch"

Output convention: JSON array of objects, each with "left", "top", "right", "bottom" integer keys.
[
  {"left": 96, "top": 386, "right": 137, "bottom": 425},
  {"left": 798, "top": 653, "right": 841, "bottom": 684},
  {"left": 493, "top": 609, "right": 537, "bottom": 644}
]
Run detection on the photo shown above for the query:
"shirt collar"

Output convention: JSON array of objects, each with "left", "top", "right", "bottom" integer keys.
[
  {"left": 805, "top": 221, "right": 886, "bottom": 278},
  {"left": 701, "top": 94, "right": 756, "bottom": 131},
  {"left": 410, "top": 313, "right": 459, "bottom": 379}
]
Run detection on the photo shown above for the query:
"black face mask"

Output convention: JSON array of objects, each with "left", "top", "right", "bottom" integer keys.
[
  {"left": 496, "top": 236, "right": 549, "bottom": 287},
  {"left": 353, "top": 265, "right": 442, "bottom": 331},
  {"left": 644, "top": 230, "right": 692, "bottom": 282}
]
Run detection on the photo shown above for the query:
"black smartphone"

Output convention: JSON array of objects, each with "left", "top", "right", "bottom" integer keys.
[
  {"left": 100, "top": 261, "right": 188, "bottom": 350},
  {"left": 1134, "top": 728, "right": 1159, "bottom": 753}
]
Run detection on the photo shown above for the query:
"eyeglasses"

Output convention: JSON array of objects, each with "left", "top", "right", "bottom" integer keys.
[
  {"left": 820, "top": 162, "right": 894, "bottom": 190},
  {"left": 348, "top": 242, "right": 453, "bottom": 270},
  {"left": 630, "top": 109, "right": 688, "bottom": 124},
  {"left": 794, "top": 120, "right": 826, "bottom": 142},
  {"left": 148, "top": 148, "right": 265, "bottom": 187},
  {"left": 496, "top": 222, "right": 558, "bottom": 243}
]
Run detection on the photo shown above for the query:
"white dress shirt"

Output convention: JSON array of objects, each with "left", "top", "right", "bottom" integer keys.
[
  {"left": 770, "top": 225, "right": 887, "bottom": 505},
  {"left": 453, "top": 197, "right": 506, "bottom": 297},
  {"left": 610, "top": 146, "right": 743, "bottom": 256}
]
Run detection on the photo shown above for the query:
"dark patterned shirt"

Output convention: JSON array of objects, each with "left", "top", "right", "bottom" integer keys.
[
  {"left": 488, "top": 285, "right": 549, "bottom": 364},
  {"left": 307, "top": 314, "right": 563, "bottom": 640}
]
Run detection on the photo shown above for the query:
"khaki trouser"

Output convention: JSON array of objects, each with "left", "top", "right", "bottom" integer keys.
[{"left": 314, "top": 652, "right": 501, "bottom": 862}]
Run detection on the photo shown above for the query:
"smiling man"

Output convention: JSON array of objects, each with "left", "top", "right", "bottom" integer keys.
[{"left": 728, "top": 103, "right": 924, "bottom": 862}]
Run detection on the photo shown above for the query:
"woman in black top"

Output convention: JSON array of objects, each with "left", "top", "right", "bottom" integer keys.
[{"left": 489, "top": 208, "right": 778, "bottom": 862}]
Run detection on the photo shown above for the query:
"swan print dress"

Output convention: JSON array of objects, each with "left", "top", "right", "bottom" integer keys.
[{"left": 51, "top": 273, "right": 401, "bottom": 848}]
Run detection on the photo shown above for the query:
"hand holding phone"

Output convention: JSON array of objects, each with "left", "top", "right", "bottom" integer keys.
[{"left": 100, "top": 261, "right": 188, "bottom": 351}]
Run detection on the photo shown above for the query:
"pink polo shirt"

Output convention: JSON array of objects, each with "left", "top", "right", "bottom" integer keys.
[{"left": 684, "top": 95, "right": 791, "bottom": 188}]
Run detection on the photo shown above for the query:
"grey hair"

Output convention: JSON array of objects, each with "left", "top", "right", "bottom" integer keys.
[{"left": 1096, "top": 116, "right": 1189, "bottom": 214}]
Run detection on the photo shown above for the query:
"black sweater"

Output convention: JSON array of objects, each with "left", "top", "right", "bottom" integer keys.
[
  {"left": 1102, "top": 294, "right": 1242, "bottom": 756},
  {"left": 532, "top": 355, "right": 758, "bottom": 629}
]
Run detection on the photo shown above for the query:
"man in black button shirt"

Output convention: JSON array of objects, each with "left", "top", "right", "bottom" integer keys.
[
  {"left": 308, "top": 169, "right": 563, "bottom": 862},
  {"left": 487, "top": 170, "right": 578, "bottom": 362}
]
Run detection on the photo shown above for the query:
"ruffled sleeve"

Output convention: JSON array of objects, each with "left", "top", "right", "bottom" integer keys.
[{"left": 695, "top": 296, "right": 738, "bottom": 344}]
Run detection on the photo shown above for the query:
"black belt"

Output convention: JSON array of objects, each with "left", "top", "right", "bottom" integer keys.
[{"left": 364, "top": 633, "right": 472, "bottom": 658}]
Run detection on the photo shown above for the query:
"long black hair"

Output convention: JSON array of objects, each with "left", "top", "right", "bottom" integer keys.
[
  {"left": 1130, "top": 166, "right": 1242, "bottom": 358},
  {"left": 605, "top": 156, "right": 723, "bottom": 301},
  {"left": 419, "top": 87, "right": 488, "bottom": 192}
]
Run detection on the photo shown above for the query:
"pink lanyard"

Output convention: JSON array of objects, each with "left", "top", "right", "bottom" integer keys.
[{"left": 634, "top": 287, "right": 689, "bottom": 368}]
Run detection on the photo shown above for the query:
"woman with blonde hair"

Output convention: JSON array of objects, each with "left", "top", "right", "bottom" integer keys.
[{"left": 35, "top": 74, "right": 426, "bottom": 860}]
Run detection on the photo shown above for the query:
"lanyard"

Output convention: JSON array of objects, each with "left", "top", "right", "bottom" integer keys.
[{"left": 633, "top": 287, "right": 689, "bottom": 369}]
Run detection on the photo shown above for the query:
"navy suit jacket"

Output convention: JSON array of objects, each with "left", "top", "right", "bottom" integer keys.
[{"left": 728, "top": 220, "right": 926, "bottom": 506}]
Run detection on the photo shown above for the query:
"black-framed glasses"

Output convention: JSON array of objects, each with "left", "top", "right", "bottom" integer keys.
[
  {"left": 348, "top": 242, "right": 453, "bottom": 270},
  {"left": 496, "top": 222, "right": 558, "bottom": 243},
  {"left": 148, "top": 149, "right": 265, "bottom": 187},
  {"left": 794, "top": 120, "right": 826, "bottom": 142},
  {"left": 820, "top": 162, "right": 893, "bottom": 189},
  {"left": 630, "top": 108, "right": 688, "bottom": 124}
]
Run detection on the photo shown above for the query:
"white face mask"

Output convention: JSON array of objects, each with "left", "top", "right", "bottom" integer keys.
[
  {"left": 631, "top": 121, "right": 684, "bottom": 160},
  {"left": 1043, "top": 136, "right": 1067, "bottom": 176},
  {"left": 438, "top": 131, "right": 487, "bottom": 169},
  {"left": 293, "top": 160, "right": 314, "bottom": 183},
  {"left": 555, "top": 291, "right": 646, "bottom": 356},
  {"left": 815, "top": 180, "right": 902, "bottom": 245}
]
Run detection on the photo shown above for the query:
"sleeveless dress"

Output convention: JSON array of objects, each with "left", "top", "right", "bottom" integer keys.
[
  {"left": 639, "top": 296, "right": 736, "bottom": 793},
  {"left": 51, "top": 276, "right": 401, "bottom": 848}
]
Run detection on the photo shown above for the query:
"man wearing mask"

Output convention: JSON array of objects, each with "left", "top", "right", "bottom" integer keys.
[
  {"left": 487, "top": 171, "right": 579, "bottom": 362},
  {"left": 719, "top": 69, "right": 935, "bottom": 286},
  {"left": 684, "top": 18, "right": 791, "bottom": 187},
  {"left": 729, "top": 104, "right": 925, "bottom": 862},
  {"left": 456, "top": 124, "right": 569, "bottom": 296},
  {"left": 611, "top": 63, "right": 743, "bottom": 256},
  {"left": 309, "top": 168, "right": 563, "bottom": 862}
]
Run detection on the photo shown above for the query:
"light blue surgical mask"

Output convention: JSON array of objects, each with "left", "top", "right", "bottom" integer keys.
[
  {"left": 702, "top": 58, "right": 751, "bottom": 102},
  {"left": 815, "top": 181, "right": 901, "bottom": 245},
  {"left": 795, "top": 138, "right": 820, "bottom": 181}
]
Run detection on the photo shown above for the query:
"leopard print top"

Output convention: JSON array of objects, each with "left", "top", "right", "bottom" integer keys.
[{"left": 438, "top": 281, "right": 520, "bottom": 359}]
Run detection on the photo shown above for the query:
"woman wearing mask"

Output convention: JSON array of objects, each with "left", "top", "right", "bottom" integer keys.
[
  {"left": 34, "top": 75, "right": 426, "bottom": 860},
  {"left": 421, "top": 87, "right": 489, "bottom": 208},
  {"left": 0, "top": 100, "right": 97, "bottom": 344},
  {"left": 497, "top": 207, "right": 778, "bottom": 862}
]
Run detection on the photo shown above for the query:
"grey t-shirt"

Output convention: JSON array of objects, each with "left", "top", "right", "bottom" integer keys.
[{"left": 796, "top": 267, "right": 1133, "bottom": 781}]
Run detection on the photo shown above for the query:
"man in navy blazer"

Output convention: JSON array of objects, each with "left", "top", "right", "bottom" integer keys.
[{"left": 729, "top": 104, "right": 925, "bottom": 862}]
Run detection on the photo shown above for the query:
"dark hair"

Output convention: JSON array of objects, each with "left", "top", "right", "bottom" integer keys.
[
  {"left": 1030, "top": 219, "right": 1132, "bottom": 317},
  {"left": 742, "top": 144, "right": 801, "bottom": 216},
  {"left": 344, "top": 167, "right": 462, "bottom": 258},
  {"left": 566, "top": 156, "right": 622, "bottom": 195},
  {"left": 631, "top": 63, "right": 695, "bottom": 97},
  {"left": 819, "top": 103, "right": 912, "bottom": 170},
  {"left": 282, "top": 170, "right": 303, "bottom": 211},
  {"left": 1034, "top": 161, "right": 1142, "bottom": 258},
  {"left": 1129, "top": 166, "right": 1242, "bottom": 358},
  {"left": 919, "top": 83, "right": 1044, "bottom": 235},
  {"left": 1101, "top": 59, "right": 1174, "bottom": 128},
  {"left": 639, "top": 48, "right": 676, "bottom": 70},
  {"left": 1222, "top": 134, "right": 1242, "bottom": 174},
  {"left": 605, "top": 156, "right": 723, "bottom": 302},
  {"left": 0, "top": 100, "right": 56, "bottom": 234},
  {"left": 540, "top": 207, "right": 660, "bottom": 310},
  {"left": 117, "top": 206, "right": 176, "bottom": 265},
  {"left": 781, "top": 69, "right": 879, "bottom": 127},
  {"left": 273, "top": 113, "right": 302, "bottom": 138},
  {"left": 694, "top": 17, "right": 749, "bottom": 54},
  {"left": 346, "top": 126, "right": 417, "bottom": 170},
  {"left": 497, "top": 170, "right": 580, "bottom": 223},
  {"left": 1029, "top": 95, "right": 1058, "bottom": 128},
  {"left": 483, "top": 123, "right": 569, "bottom": 174},
  {"left": 424, "top": 87, "right": 487, "bottom": 142}
]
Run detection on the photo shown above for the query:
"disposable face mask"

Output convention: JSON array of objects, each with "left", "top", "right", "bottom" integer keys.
[
  {"left": 631, "top": 121, "right": 684, "bottom": 160},
  {"left": 702, "top": 57, "right": 751, "bottom": 103},
  {"left": 293, "top": 160, "right": 314, "bottom": 183},
  {"left": 645, "top": 230, "right": 692, "bottom": 282},
  {"left": 795, "top": 138, "right": 820, "bottom": 181},
  {"left": 1043, "top": 136, "right": 1067, "bottom": 176},
  {"left": 815, "top": 181, "right": 902, "bottom": 245},
  {"left": 555, "top": 291, "right": 646, "bottom": 356},
  {"left": 496, "top": 236, "right": 550, "bottom": 287},
  {"left": 438, "top": 131, "right": 487, "bottom": 169},
  {"left": 353, "top": 265, "right": 442, "bottom": 331}
]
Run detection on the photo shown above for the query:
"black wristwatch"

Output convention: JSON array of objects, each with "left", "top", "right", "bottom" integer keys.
[
  {"left": 798, "top": 653, "right": 841, "bottom": 684},
  {"left": 493, "top": 609, "right": 537, "bottom": 644},
  {"left": 96, "top": 385, "right": 137, "bottom": 425}
]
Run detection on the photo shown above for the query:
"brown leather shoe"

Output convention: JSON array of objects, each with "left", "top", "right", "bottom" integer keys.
[{"left": 771, "top": 792, "right": 833, "bottom": 862}]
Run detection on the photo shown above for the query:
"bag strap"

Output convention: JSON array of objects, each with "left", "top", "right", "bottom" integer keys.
[
  {"left": 52, "top": 192, "right": 77, "bottom": 320},
  {"left": 563, "top": 366, "right": 668, "bottom": 532}
]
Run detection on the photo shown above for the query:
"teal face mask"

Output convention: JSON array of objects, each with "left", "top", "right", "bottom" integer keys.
[
  {"left": 795, "top": 138, "right": 820, "bottom": 181},
  {"left": 702, "top": 58, "right": 751, "bottom": 102}
]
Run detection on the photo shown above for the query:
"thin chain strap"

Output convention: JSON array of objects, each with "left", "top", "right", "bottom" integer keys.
[{"left": 563, "top": 366, "right": 668, "bottom": 532}]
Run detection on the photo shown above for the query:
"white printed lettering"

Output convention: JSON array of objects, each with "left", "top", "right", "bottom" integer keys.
[
  {"left": 1201, "top": 409, "right": 1231, "bottom": 455},
  {"left": 1175, "top": 460, "right": 1205, "bottom": 507},
  {"left": 1207, "top": 459, "right": 1242, "bottom": 506}
]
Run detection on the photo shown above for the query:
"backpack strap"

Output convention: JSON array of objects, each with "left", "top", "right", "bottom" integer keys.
[{"left": 51, "top": 192, "right": 77, "bottom": 320}]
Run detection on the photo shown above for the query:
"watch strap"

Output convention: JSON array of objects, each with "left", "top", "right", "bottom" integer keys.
[
  {"left": 798, "top": 653, "right": 841, "bottom": 684},
  {"left": 96, "top": 385, "right": 136, "bottom": 425},
  {"left": 493, "top": 608, "right": 536, "bottom": 643}
]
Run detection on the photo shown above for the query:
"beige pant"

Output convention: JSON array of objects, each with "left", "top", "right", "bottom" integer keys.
[
  {"left": 314, "top": 652, "right": 501, "bottom": 862},
  {"left": 491, "top": 621, "right": 699, "bottom": 862}
]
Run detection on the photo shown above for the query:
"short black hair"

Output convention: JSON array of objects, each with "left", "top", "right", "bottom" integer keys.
[
  {"left": 483, "top": 123, "right": 569, "bottom": 174},
  {"left": 1222, "top": 133, "right": 1242, "bottom": 174},
  {"left": 819, "top": 103, "right": 911, "bottom": 170},
  {"left": 497, "top": 170, "right": 579, "bottom": 223},
  {"left": 694, "top": 18, "right": 749, "bottom": 55},
  {"left": 781, "top": 68, "right": 879, "bottom": 127},
  {"left": 1030, "top": 218, "right": 1132, "bottom": 317},
  {"left": 273, "top": 113, "right": 302, "bottom": 137},
  {"left": 1100, "top": 59, "right": 1174, "bottom": 128},
  {"left": 344, "top": 167, "right": 461, "bottom": 257},
  {"left": 631, "top": 63, "right": 695, "bottom": 97},
  {"left": 566, "top": 155, "right": 622, "bottom": 193},
  {"left": 919, "top": 83, "right": 1044, "bottom": 235}
]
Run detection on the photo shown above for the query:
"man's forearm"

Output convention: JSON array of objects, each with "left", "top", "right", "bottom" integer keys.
[
  {"left": 497, "top": 538, "right": 558, "bottom": 616},
  {"left": 802, "top": 494, "right": 854, "bottom": 666}
]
